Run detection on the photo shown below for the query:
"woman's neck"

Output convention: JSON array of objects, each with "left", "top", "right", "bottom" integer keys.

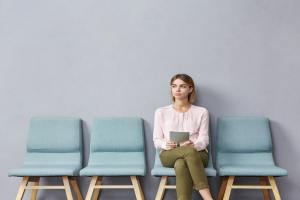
[{"left": 173, "top": 100, "right": 191, "bottom": 111}]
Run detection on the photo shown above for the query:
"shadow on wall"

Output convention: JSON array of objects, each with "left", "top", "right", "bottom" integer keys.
[
  {"left": 195, "top": 84, "right": 233, "bottom": 161},
  {"left": 269, "top": 120, "right": 293, "bottom": 166},
  {"left": 196, "top": 85, "right": 234, "bottom": 198},
  {"left": 269, "top": 120, "right": 292, "bottom": 200},
  {"left": 82, "top": 120, "right": 90, "bottom": 169}
]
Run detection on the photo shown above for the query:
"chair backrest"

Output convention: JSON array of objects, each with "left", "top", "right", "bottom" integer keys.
[
  {"left": 24, "top": 117, "right": 82, "bottom": 166},
  {"left": 216, "top": 116, "right": 275, "bottom": 168},
  {"left": 90, "top": 117, "right": 144, "bottom": 153}
]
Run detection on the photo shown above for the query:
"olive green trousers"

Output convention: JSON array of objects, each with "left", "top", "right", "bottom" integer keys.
[{"left": 159, "top": 146, "right": 209, "bottom": 200}]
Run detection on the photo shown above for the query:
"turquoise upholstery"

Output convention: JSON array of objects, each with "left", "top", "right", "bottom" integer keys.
[
  {"left": 80, "top": 117, "right": 146, "bottom": 176},
  {"left": 9, "top": 117, "right": 82, "bottom": 176},
  {"left": 216, "top": 116, "right": 287, "bottom": 176},
  {"left": 151, "top": 146, "right": 217, "bottom": 177}
]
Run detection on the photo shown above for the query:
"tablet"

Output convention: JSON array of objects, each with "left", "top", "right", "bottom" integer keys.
[{"left": 170, "top": 131, "right": 189, "bottom": 144}]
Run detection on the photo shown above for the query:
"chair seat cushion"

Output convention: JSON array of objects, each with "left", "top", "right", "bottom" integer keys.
[
  {"left": 151, "top": 166, "right": 217, "bottom": 177},
  {"left": 80, "top": 165, "right": 145, "bottom": 176},
  {"left": 80, "top": 151, "right": 145, "bottom": 176},
  {"left": 218, "top": 165, "right": 288, "bottom": 176},
  {"left": 8, "top": 165, "right": 81, "bottom": 176}
]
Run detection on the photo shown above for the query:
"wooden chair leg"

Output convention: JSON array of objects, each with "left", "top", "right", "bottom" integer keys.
[
  {"left": 223, "top": 176, "right": 234, "bottom": 200},
  {"left": 155, "top": 176, "right": 168, "bottom": 200},
  {"left": 217, "top": 177, "right": 228, "bottom": 200},
  {"left": 259, "top": 177, "right": 271, "bottom": 200},
  {"left": 92, "top": 177, "right": 102, "bottom": 200},
  {"left": 30, "top": 177, "right": 40, "bottom": 200},
  {"left": 85, "top": 176, "right": 98, "bottom": 200},
  {"left": 62, "top": 176, "right": 74, "bottom": 200},
  {"left": 131, "top": 176, "right": 145, "bottom": 200},
  {"left": 268, "top": 176, "right": 282, "bottom": 200},
  {"left": 16, "top": 176, "right": 29, "bottom": 200},
  {"left": 70, "top": 177, "right": 83, "bottom": 200}
]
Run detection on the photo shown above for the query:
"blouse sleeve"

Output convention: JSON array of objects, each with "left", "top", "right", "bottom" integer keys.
[
  {"left": 193, "top": 109, "right": 209, "bottom": 151},
  {"left": 153, "top": 109, "right": 167, "bottom": 150}
]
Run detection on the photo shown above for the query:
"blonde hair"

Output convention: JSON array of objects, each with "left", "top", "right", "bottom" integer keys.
[{"left": 170, "top": 74, "right": 196, "bottom": 103}]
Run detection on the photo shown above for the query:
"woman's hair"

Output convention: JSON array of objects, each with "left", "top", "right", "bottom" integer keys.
[{"left": 170, "top": 73, "right": 196, "bottom": 103}]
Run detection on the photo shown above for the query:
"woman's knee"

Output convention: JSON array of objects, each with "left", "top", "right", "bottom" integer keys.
[{"left": 174, "top": 159, "right": 187, "bottom": 171}]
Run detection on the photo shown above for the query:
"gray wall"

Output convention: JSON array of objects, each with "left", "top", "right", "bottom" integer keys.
[{"left": 1, "top": 0, "right": 299, "bottom": 199}]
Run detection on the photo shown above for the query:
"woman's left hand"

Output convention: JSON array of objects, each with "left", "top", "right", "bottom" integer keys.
[{"left": 179, "top": 140, "right": 194, "bottom": 147}]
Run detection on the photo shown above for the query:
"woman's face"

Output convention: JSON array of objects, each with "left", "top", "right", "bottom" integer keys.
[{"left": 171, "top": 79, "right": 193, "bottom": 101}]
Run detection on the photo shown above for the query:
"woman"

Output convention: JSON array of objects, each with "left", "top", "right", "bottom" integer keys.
[{"left": 153, "top": 74, "right": 214, "bottom": 200}]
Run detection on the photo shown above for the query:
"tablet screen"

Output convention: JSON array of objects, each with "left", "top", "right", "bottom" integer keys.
[{"left": 169, "top": 131, "right": 189, "bottom": 144}]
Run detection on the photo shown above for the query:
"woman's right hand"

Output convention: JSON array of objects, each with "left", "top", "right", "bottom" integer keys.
[{"left": 165, "top": 141, "right": 177, "bottom": 150}]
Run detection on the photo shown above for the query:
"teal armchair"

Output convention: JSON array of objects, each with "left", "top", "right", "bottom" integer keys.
[
  {"left": 80, "top": 117, "right": 145, "bottom": 200},
  {"left": 9, "top": 117, "right": 83, "bottom": 200},
  {"left": 216, "top": 117, "right": 287, "bottom": 200}
]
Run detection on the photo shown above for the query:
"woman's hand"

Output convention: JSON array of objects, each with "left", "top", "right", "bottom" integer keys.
[
  {"left": 165, "top": 141, "right": 177, "bottom": 150},
  {"left": 180, "top": 140, "right": 194, "bottom": 147}
]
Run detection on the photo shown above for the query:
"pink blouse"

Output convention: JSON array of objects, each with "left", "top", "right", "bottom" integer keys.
[{"left": 153, "top": 104, "right": 209, "bottom": 151}]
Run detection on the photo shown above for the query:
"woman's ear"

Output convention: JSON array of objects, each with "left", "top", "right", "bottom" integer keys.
[{"left": 189, "top": 86, "right": 193, "bottom": 93}]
